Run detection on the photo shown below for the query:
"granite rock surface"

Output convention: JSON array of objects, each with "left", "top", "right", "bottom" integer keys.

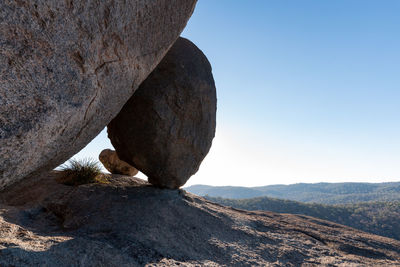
[
  {"left": 0, "top": 172, "right": 400, "bottom": 266},
  {"left": 108, "top": 37, "right": 217, "bottom": 189},
  {"left": 0, "top": 0, "right": 197, "bottom": 189}
]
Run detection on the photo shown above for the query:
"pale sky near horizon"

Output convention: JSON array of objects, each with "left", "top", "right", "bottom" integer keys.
[{"left": 69, "top": 1, "right": 400, "bottom": 187}]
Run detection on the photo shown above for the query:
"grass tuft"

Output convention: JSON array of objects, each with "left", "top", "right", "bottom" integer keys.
[{"left": 57, "top": 158, "right": 109, "bottom": 186}]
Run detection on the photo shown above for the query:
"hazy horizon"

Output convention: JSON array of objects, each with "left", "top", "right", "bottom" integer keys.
[
  {"left": 184, "top": 180, "right": 400, "bottom": 188},
  {"left": 67, "top": 1, "right": 400, "bottom": 187}
]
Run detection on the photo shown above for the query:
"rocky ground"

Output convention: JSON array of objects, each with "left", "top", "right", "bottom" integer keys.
[{"left": 0, "top": 172, "right": 400, "bottom": 266}]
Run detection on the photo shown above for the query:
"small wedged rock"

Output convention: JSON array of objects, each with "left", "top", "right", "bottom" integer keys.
[
  {"left": 107, "top": 37, "right": 217, "bottom": 189},
  {"left": 0, "top": 0, "right": 197, "bottom": 189},
  {"left": 99, "top": 149, "right": 138, "bottom": 176}
]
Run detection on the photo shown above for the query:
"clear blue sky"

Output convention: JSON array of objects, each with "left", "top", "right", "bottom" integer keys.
[{"left": 72, "top": 1, "right": 400, "bottom": 186}]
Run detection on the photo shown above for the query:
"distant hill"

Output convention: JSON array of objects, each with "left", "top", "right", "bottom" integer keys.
[
  {"left": 185, "top": 182, "right": 400, "bottom": 204},
  {"left": 206, "top": 196, "right": 400, "bottom": 241}
]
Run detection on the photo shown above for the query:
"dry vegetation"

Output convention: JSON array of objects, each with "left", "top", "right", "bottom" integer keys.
[{"left": 57, "top": 158, "right": 109, "bottom": 186}]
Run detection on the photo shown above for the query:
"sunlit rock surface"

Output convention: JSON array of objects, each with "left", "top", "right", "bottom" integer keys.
[
  {"left": 99, "top": 149, "right": 138, "bottom": 176},
  {"left": 0, "top": 171, "right": 399, "bottom": 266}
]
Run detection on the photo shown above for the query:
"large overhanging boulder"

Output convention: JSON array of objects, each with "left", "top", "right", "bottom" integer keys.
[{"left": 0, "top": 0, "right": 197, "bottom": 189}]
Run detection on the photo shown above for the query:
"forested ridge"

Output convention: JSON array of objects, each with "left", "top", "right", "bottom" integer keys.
[
  {"left": 186, "top": 182, "right": 400, "bottom": 204},
  {"left": 206, "top": 196, "right": 400, "bottom": 241}
]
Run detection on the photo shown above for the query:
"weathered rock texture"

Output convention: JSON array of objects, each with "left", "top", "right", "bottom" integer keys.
[
  {"left": 108, "top": 37, "right": 217, "bottom": 189},
  {"left": 0, "top": 0, "right": 197, "bottom": 189},
  {"left": 99, "top": 149, "right": 138, "bottom": 176},
  {"left": 0, "top": 171, "right": 400, "bottom": 266}
]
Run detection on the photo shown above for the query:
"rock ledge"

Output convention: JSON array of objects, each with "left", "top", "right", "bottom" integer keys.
[{"left": 0, "top": 172, "right": 399, "bottom": 266}]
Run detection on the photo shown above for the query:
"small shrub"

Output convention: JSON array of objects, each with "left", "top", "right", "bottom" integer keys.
[{"left": 57, "top": 158, "right": 109, "bottom": 186}]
